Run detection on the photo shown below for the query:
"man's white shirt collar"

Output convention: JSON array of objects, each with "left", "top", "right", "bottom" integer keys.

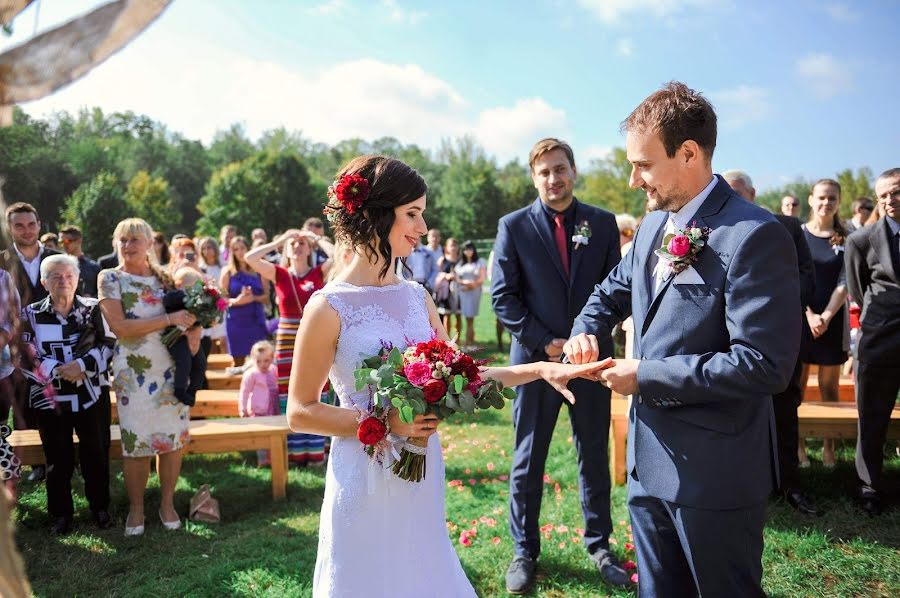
[{"left": 669, "top": 176, "right": 717, "bottom": 229}]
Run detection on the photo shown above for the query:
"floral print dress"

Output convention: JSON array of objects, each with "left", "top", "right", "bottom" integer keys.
[{"left": 98, "top": 269, "right": 189, "bottom": 457}]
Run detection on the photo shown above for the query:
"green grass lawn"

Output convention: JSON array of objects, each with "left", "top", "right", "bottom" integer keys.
[{"left": 12, "top": 292, "right": 900, "bottom": 597}]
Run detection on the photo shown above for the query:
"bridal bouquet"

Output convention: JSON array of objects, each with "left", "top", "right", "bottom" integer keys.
[
  {"left": 354, "top": 338, "right": 515, "bottom": 482},
  {"left": 161, "top": 280, "right": 228, "bottom": 347}
]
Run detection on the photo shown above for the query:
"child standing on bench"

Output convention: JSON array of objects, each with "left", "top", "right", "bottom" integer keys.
[{"left": 239, "top": 341, "right": 278, "bottom": 465}]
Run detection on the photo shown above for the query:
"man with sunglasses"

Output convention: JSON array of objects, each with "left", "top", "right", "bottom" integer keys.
[
  {"left": 782, "top": 195, "right": 801, "bottom": 218},
  {"left": 58, "top": 225, "right": 101, "bottom": 298}
]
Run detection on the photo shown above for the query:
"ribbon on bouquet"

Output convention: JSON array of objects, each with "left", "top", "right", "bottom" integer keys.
[{"left": 367, "top": 433, "right": 405, "bottom": 496}]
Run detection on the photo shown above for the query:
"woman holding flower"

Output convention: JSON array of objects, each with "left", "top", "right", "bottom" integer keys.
[
  {"left": 98, "top": 218, "right": 198, "bottom": 536},
  {"left": 245, "top": 229, "right": 333, "bottom": 464},
  {"left": 286, "top": 155, "right": 611, "bottom": 597}
]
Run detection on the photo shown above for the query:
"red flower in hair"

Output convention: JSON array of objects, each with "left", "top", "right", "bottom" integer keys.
[{"left": 330, "top": 174, "right": 370, "bottom": 214}]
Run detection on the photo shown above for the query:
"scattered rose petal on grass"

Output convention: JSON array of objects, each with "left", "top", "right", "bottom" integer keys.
[
  {"left": 609, "top": 538, "right": 618, "bottom": 545},
  {"left": 543, "top": 474, "right": 552, "bottom": 483},
  {"left": 459, "top": 533, "right": 472, "bottom": 547},
  {"left": 464, "top": 468, "right": 471, "bottom": 474},
  {"left": 571, "top": 536, "right": 582, "bottom": 544},
  {"left": 575, "top": 528, "right": 585, "bottom": 536},
  {"left": 631, "top": 573, "right": 639, "bottom": 584},
  {"left": 487, "top": 462, "right": 495, "bottom": 471},
  {"left": 559, "top": 541, "right": 566, "bottom": 549},
  {"left": 448, "top": 480, "right": 463, "bottom": 487},
  {"left": 624, "top": 560, "right": 637, "bottom": 570},
  {"left": 554, "top": 483, "right": 561, "bottom": 494},
  {"left": 619, "top": 520, "right": 627, "bottom": 526},
  {"left": 469, "top": 479, "right": 476, "bottom": 485},
  {"left": 555, "top": 525, "right": 568, "bottom": 533},
  {"left": 499, "top": 475, "right": 509, "bottom": 481},
  {"left": 540, "top": 523, "right": 554, "bottom": 533},
  {"left": 492, "top": 537, "right": 501, "bottom": 545},
  {"left": 625, "top": 542, "right": 635, "bottom": 551}
]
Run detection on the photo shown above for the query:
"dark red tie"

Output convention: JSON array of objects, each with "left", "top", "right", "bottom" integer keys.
[{"left": 553, "top": 212, "right": 569, "bottom": 276}]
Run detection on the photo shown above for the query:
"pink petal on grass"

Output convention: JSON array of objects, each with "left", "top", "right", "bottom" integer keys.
[
  {"left": 469, "top": 479, "right": 476, "bottom": 485},
  {"left": 555, "top": 525, "right": 568, "bottom": 533},
  {"left": 499, "top": 474, "right": 509, "bottom": 481},
  {"left": 575, "top": 528, "right": 585, "bottom": 536},
  {"left": 487, "top": 462, "right": 495, "bottom": 471},
  {"left": 609, "top": 538, "right": 618, "bottom": 545},
  {"left": 571, "top": 536, "right": 582, "bottom": 544},
  {"left": 625, "top": 542, "right": 635, "bottom": 551},
  {"left": 631, "top": 573, "right": 639, "bottom": 584},
  {"left": 540, "top": 523, "right": 554, "bottom": 533},
  {"left": 543, "top": 474, "right": 552, "bottom": 483},
  {"left": 492, "top": 537, "right": 501, "bottom": 545},
  {"left": 624, "top": 560, "right": 637, "bottom": 570},
  {"left": 558, "top": 541, "right": 566, "bottom": 549}
]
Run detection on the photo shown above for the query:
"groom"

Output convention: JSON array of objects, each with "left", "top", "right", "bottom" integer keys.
[{"left": 564, "top": 82, "right": 801, "bottom": 597}]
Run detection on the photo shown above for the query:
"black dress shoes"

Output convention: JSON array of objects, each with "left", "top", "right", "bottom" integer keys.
[
  {"left": 505, "top": 556, "right": 536, "bottom": 595},
  {"left": 27, "top": 465, "right": 46, "bottom": 482},
  {"left": 592, "top": 549, "right": 631, "bottom": 589},
  {"left": 50, "top": 516, "right": 72, "bottom": 535},
  {"left": 94, "top": 510, "right": 113, "bottom": 529},
  {"left": 860, "top": 493, "right": 882, "bottom": 517},
  {"left": 785, "top": 490, "right": 822, "bottom": 516}
]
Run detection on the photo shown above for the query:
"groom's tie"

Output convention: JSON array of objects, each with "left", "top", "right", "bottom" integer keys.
[
  {"left": 553, "top": 212, "right": 570, "bottom": 277},
  {"left": 651, "top": 215, "right": 676, "bottom": 295}
]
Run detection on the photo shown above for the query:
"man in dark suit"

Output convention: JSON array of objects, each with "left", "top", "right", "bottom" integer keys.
[
  {"left": 97, "top": 240, "right": 120, "bottom": 270},
  {"left": 845, "top": 167, "right": 900, "bottom": 516},
  {"left": 0, "top": 202, "right": 60, "bottom": 306},
  {"left": 565, "top": 83, "right": 800, "bottom": 597},
  {"left": 723, "top": 169, "right": 821, "bottom": 516},
  {"left": 492, "top": 138, "right": 627, "bottom": 593},
  {"left": 0, "top": 201, "right": 61, "bottom": 481},
  {"left": 59, "top": 225, "right": 102, "bottom": 298}
]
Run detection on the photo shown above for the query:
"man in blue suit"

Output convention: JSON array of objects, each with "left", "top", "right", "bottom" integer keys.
[
  {"left": 491, "top": 138, "right": 627, "bottom": 593},
  {"left": 564, "top": 83, "right": 801, "bottom": 597}
]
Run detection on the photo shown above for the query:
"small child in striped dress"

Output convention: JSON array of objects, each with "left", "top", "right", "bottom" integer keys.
[{"left": 239, "top": 341, "right": 278, "bottom": 465}]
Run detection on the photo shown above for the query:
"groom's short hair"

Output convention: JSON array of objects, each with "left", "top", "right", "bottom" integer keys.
[
  {"left": 529, "top": 138, "right": 575, "bottom": 173},
  {"left": 621, "top": 81, "right": 717, "bottom": 161}
]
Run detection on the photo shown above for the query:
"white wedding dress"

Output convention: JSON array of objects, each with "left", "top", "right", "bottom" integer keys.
[{"left": 312, "top": 280, "right": 477, "bottom": 598}]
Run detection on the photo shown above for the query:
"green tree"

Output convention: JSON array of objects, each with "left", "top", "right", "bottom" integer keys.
[
  {"left": 577, "top": 148, "right": 645, "bottom": 215},
  {"left": 196, "top": 152, "right": 320, "bottom": 237},
  {"left": 435, "top": 137, "right": 506, "bottom": 240},
  {"left": 125, "top": 171, "right": 179, "bottom": 235},
  {"left": 835, "top": 168, "right": 874, "bottom": 219},
  {"left": 208, "top": 124, "right": 256, "bottom": 169},
  {"left": 60, "top": 172, "right": 128, "bottom": 258}
]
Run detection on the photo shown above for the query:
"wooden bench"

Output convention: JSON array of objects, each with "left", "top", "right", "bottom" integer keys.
[
  {"left": 804, "top": 375, "right": 855, "bottom": 403},
  {"left": 608, "top": 397, "right": 900, "bottom": 486},
  {"left": 9, "top": 415, "right": 290, "bottom": 500},
  {"left": 110, "top": 390, "right": 240, "bottom": 421},
  {"left": 206, "top": 369, "right": 241, "bottom": 390},
  {"left": 206, "top": 354, "right": 234, "bottom": 370}
]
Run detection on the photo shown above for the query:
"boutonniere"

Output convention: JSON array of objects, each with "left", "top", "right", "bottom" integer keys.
[
  {"left": 833, "top": 244, "right": 845, "bottom": 255},
  {"left": 572, "top": 220, "right": 592, "bottom": 250},
  {"left": 655, "top": 220, "right": 712, "bottom": 275}
]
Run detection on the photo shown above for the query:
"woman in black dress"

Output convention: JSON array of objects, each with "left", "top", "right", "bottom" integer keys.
[
  {"left": 434, "top": 238, "right": 461, "bottom": 341},
  {"left": 799, "top": 178, "right": 849, "bottom": 468}
]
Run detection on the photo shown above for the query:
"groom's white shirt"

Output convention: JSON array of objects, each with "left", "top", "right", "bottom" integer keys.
[{"left": 652, "top": 176, "right": 717, "bottom": 294}]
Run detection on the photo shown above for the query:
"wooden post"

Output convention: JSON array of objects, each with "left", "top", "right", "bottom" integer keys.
[{"left": 270, "top": 434, "right": 288, "bottom": 500}]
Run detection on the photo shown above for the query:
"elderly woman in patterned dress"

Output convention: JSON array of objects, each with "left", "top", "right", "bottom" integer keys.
[{"left": 98, "top": 218, "right": 198, "bottom": 536}]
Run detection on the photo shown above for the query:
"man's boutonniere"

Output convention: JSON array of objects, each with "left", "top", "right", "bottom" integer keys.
[
  {"left": 655, "top": 220, "right": 711, "bottom": 275},
  {"left": 572, "top": 220, "right": 591, "bottom": 250}
]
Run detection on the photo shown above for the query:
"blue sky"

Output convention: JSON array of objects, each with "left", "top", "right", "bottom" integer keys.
[{"left": 3, "top": 0, "right": 898, "bottom": 190}]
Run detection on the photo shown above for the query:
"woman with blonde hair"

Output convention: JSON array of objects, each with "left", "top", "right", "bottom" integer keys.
[
  {"left": 246, "top": 229, "right": 333, "bottom": 464},
  {"left": 98, "top": 218, "right": 199, "bottom": 535},
  {"left": 220, "top": 236, "right": 270, "bottom": 366}
]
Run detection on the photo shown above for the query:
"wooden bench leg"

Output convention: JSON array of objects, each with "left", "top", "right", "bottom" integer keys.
[
  {"left": 270, "top": 435, "right": 288, "bottom": 500},
  {"left": 610, "top": 417, "right": 627, "bottom": 486}
]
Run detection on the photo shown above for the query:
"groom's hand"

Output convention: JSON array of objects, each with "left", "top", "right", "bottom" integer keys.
[
  {"left": 599, "top": 359, "right": 640, "bottom": 396},
  {"left": 544, "top": 338, "right": 567, "bottom": 363},
  {"left": 562, "top": 333, "right": 600, "bottom": 364}
]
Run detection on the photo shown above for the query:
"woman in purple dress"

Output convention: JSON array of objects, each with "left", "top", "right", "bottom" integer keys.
[{"left": 219, "top": 236, "right": 270, "bottom": 366}]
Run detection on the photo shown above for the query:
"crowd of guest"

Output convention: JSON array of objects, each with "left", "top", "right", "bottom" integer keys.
[{"left": 0, "top": 161, "right": 896, "bottom": 541}]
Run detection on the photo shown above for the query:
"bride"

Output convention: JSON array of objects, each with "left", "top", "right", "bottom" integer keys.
[{"left": 287, "top": 155, "right": 611, "bottom": 597}]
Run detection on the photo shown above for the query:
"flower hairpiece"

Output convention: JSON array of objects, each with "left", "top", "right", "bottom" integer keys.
[{"left": 327, "top": 173, "right": 370, "bottom": 215}]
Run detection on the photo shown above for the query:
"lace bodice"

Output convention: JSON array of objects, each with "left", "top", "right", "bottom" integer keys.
[{"left": 314, "top": 280, "right": 434, "bottom": 410}]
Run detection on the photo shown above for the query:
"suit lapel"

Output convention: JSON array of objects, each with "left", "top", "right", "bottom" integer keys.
[
  {"left": 873, "top": 218, "right": 899, "bottom": 282},
  {"left": 528, "top": 199, "right": 568, "bottom": 283},
  {"left": 568, "top": 201, "right": 585, "bottom": 284},
  {"left": 639, "top": 176, "right": 731, "bottom": 338}
]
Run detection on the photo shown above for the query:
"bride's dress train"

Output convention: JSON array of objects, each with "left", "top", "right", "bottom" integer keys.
[{"left": 312, "top": 280, "right": 477, "bottom": 598}]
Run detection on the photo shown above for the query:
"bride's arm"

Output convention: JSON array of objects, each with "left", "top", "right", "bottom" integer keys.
[
  {"left": 287, "top": 295, "right": 441, "bottom": 438},
  {"left": 422, "top": 291, "right": 612, "bottom": 403}
]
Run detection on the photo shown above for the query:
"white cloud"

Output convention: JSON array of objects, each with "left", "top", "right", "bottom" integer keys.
[
  {"left": 474, "top": 98, "right": 569, "bottom": 163},
  {"left": 18, "top": 40, "right": 564, "bottom": 164},
  {"left": 710, "top": 85, "right": 773, "bottom": 128},
  {"left": 824, "top": 3, "right": 859, "bottom": 23},
  {"left": 615, "top": 37, "right": 634, "bottom": 57},
  {"left": 795, "top": 53, "right": 855, "bottom": 99},
  {"left": 580, "top": 145, "right": 613, "bottom": 165},
  {"left": 306, "top": 0, "right": 346, "bottom": 16},
  {"left": 381, "top": 0, "right": 427, "bottom": 25},
  {"left": 576, "top": 0, "right": 716, "bottom": 24}
]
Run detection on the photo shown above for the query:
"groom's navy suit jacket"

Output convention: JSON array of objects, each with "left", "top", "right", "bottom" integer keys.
[
  {"left": 492, "top": 198, "right": 620, "bottom": 365},
  {"left": 572, "top": 177, "right": 801, "bottom": 510}
]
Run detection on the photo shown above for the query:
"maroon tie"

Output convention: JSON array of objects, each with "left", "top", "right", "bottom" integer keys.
[{"left": 553, "top": 212, "right": 569, "bottom": 276}]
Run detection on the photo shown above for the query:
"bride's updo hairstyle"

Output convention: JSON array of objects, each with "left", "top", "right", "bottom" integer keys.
[{"left": 324, "top": 155, "right": 427, "bottom": 279}]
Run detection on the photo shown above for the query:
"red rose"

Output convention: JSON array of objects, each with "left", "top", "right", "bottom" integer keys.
[
  {"left": 357, "top": 416, "right": 387, "bottom": 446},
  {"left": 334, "top": 174, "right": 370, "bottom": 214},
  {"left": 423, "top": 378, "right": 448, "bottom": 404}
]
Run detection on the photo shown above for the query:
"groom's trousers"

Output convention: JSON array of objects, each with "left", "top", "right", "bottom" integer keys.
[
  {"left": 628, "top": 474, "right": 767, "bottom": 598},
  {"left": 509, "top": 376, "right": 613, "bottom": 559}
]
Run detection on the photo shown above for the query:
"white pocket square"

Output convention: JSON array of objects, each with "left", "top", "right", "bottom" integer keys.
[{"left": 673, "top": 265, "right": 705, "bottom": 285}]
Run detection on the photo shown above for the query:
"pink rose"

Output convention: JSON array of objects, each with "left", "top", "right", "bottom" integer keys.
[
  {"left": 216, "top": 298, "right": 228, "bottom": 312},
  {"left": 403, "top": 360, "right": 433, "bottom": 387},
  {"left": 667, "top": 235, "right": 691, "bottom": 257}
]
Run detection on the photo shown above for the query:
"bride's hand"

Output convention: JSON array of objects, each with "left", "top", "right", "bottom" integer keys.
[
  {"left": 388, "top": 410, "right": 441, "bottom": 439},
  {"left": 539, "top": 358, "right": 615, "bottom": 404}
]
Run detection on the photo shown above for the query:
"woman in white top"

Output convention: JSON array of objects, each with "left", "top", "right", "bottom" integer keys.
[{"left": 454, "top": 240, "right": 486, "bottom": 351}]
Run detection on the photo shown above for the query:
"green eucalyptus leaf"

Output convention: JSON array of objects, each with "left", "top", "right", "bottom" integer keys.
[
  {"left": 400, "top": 405, "right": 414, "bottom": 423},
  {"left": 453, "top": 375, "right": 466, "bottom": 394},
  {"left": 501, "top": 387, "right": 517, "bottom": 400}
]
